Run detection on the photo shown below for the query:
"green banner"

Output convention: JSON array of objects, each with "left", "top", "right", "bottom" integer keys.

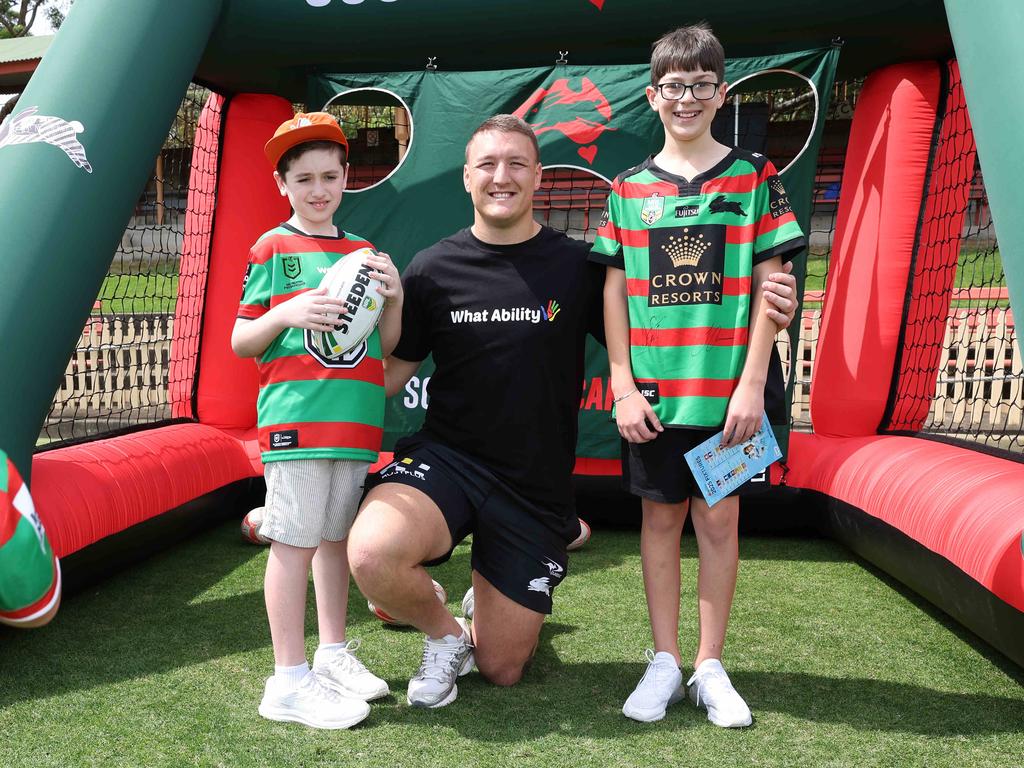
[{"left": 312, "top": 45, "right": 838, "bottom": 460}]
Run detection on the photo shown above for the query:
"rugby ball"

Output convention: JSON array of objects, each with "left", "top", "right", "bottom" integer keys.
[
  {"left": 567, "top": 518, "right": 591, "bottom": 551},
  {"left": 310, "top": 247, "right": 385, "bottom": 359},
  {"left": 240, "top": 507, "right": 270, "bottom": 545},
  {"left": 368, "top": 579, "right": 447, "bottom": 627}
]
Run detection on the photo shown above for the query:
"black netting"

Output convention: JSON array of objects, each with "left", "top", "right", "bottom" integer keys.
[
  {"left": 533, "top": 166, "right": 609, "bottom": 241},
  {"left": 768, "top": 80, "right": 858, "bottom": 430},
  {"left": 882, "top": 63, "right": 1021, "bottom": 457},
  {"left": 38, "top": 85, "right": 220, "bottom": 448}
]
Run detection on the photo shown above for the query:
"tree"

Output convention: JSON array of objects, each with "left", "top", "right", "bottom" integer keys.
[{"left": 0, "top": 1, "right": 73, "bottom": 121}]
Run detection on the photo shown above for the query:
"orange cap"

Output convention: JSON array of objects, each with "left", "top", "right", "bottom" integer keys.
[{"left": 264, "top": 112, "right": 349, "bottom": 169}]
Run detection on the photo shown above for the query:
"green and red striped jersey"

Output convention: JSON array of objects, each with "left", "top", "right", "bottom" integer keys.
[
  {"left": 589, "top": 150, "right": 805, "bottom": 428},
  {"left": 0, "top": 450, "right": 60, "bottom": 625},
  {"left": 238, "top": 224, "right": 384, "bottom": 463}
]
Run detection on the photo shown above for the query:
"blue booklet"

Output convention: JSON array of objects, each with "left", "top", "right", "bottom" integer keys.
[{"left": 683, "top": 413, "right": 782, "bottom": 507}]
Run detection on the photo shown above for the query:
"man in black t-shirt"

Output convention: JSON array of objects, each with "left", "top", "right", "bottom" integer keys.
[{"left": 346, "top": 115, "right": 799, "bottom": 708}]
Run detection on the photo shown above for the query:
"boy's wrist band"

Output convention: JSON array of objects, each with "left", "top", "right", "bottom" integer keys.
[{"left": 613, "top": 389, "right": 638, "bottom": 404}]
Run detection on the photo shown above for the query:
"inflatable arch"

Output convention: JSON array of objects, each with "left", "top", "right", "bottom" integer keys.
[{"left": 0, "top": 0, "right": 1020, "bottom": 666}]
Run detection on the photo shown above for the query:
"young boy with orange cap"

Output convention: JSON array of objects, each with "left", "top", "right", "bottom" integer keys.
[{"left": 231, "top": 112, "right": 403, "bottom": 729}]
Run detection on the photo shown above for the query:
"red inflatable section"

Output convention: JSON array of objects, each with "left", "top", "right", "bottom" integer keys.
[
  {"left": 31, "top": 424, "right": 256, "bottom": 558},
  {"left": 810, "top": 62, "right": 941, "bottom": 436},
  {"left": 789, "top": 62, "right": 1024, "bottom": 655},
  {"left": 195, "top": 94, "right": 292, "bottom": 429},
  {"left": 788, "top": 434, "right": 1024, "bottom": 612}
]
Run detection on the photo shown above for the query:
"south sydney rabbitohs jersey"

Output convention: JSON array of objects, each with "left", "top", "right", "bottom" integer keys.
[
  {"left": 394, "top": 226, "right": 604, "bottom": 517},
  {"left": 238, "top": 224, "right": 385, "bottom": 463},
  {"left": 589, "top": 150, "right": 806, "bottom": 428},
  {"left": 0, "top": 452, "right": 60, "bottom": 625}
]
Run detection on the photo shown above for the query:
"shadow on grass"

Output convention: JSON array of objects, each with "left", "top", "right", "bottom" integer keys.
[
  {"left": 3, "top": 520, "right": 1019, "bottom": 747},
  {"left": 364, "top": 653, "right": 1024, "bottom": 742},
  {"left": 0, "top": 522, "right": 485, "bottom": 709}
]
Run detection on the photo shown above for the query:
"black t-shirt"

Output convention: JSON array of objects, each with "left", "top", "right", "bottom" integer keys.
[{"left": 394, "top": 226, "right": 604, "bottom": 516}]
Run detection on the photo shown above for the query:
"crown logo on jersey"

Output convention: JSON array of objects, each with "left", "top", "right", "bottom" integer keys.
[
  {"left": 662, "top": 228, "right": 710, "bottom": 267},
  {"left": 769, "top": 177, "right": 785, "bottom": 195}
]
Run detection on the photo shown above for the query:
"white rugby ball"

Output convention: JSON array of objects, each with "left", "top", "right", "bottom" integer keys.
[
  {"left": 567, "top": 518, "right": 591, "bottom": 551},
  {"left": 368, "top": 579, "right": 447, "bottom": 627},
  {"left": 311, "top": 247, "right": 385, "bottom": 359},
  {"left": 241, "top": 507, "right": 270, "bottom": 545}
]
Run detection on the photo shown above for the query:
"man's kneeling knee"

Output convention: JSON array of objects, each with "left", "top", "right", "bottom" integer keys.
[{"left": 476, "top": 654, "right": 530, "bottom": 687}]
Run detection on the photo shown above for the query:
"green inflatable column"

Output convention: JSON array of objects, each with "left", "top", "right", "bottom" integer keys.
[
  {"left": 0, "top": 0, "right": 224, "bottom": 477},
  {"left": 944, "top": 0, "right": 1024, "bottom": 319}
]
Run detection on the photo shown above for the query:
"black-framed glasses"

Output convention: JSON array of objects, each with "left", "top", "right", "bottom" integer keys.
[{"left": 654, "top": 81, "right": 720, "bottom": 101}]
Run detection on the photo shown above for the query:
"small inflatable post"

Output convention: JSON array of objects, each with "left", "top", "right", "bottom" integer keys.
[
  {"left": 944, "top": 0, "right": 1024, "bottom": 319},
  {"left": 0, "top": 0, "right": 224, "bottom": 477}
]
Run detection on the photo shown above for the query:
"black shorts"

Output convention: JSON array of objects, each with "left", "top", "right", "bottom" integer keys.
[
  {"left": 363, "top": 436, "right": 575, "bottom": 614},
  {"left": 621, "top": 428, "right": 742, "bottom": 505}
]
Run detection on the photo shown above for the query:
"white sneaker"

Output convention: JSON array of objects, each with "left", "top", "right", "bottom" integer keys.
[
  {"left": 407, "top": 617, "right": 474, "bottom": 708},
  {"left": 622, "top": 649, "right": 684, "bottom": 722},
  {"left": 258, "top": 671, "right": 370, "bottom": 729},
  {"left": 461, "top": 587, "right": 474, "bottom": 620},
  {"left": 686, "top": 659, "right": 752, "bottom": 728},
  {"left": 313, "top": 638, "right": 390, "bottom": 701}
]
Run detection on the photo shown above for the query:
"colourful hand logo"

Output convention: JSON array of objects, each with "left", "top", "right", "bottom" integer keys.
[{"left": 544, "top": 300, "right": 561, "bottom": 321}]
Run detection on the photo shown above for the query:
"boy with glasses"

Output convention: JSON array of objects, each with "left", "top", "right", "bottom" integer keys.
[{"left": 590, "top": 24, "right": 806, "bottom": 726}]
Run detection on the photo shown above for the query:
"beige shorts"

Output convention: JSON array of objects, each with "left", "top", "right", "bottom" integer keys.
[{"left": 261, "top": 459, "right": 371, "bottom": 548}]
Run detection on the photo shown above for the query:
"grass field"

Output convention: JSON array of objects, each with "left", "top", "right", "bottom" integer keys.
[
  {"left": 95, "top": 273, "right": 179, "bottom": 315},
  {"left": 2, "top": 524, "right": 1022, "bottom": 768},
  {"left": 802, "top": 248, "right": 1005, "bottom": 308}
]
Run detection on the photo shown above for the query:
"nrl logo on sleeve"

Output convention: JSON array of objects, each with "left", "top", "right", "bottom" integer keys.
[
  {"left": 641, "top": 193, "right": 665, "bottom": 226},
  {"left": 282, "top": 255, "right": 302, "bottom": 280},
  {"left": 768, "top": 175, "right": 793, "bottom": 219}
]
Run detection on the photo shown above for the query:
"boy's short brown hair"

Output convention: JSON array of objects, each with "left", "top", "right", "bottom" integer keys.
[
  {"left": 277, "top": 140, "right": 347, "bottom": 177},
  {"left": 465, "top": 114, "right": 540, "bottom": 164},
  {"left": 650, "top": 23, "right": 725, "bottom": 85}
]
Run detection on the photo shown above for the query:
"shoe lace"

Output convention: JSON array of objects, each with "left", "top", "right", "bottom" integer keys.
[
  {"left": 636, "top": 649, "right": 677, "bottom": 692},
  {"left": 325, "top": 639, "right": 370, "bottom": 676},
  {"left": 300, "top": 672, "right": 349, "bottom": 704},
  {"left": 694, "top": 664, "right": 736, "bottom": 704},
  {"left": 415, "top": 636, "right": 470, "bottom": 683}
]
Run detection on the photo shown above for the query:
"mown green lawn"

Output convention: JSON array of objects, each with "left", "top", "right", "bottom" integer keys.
[
  {"left": 1, "top": 525, "right": 1021, "bottom": 768},
  {"left": 95, "top": 273, "right": 179, "bottom": 315},
  {"left": 801, "top": 247, "right": 1005, "bottom": 309}
]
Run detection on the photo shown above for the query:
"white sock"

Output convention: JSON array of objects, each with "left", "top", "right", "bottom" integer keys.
[
  {"left": 315, "top": 642, "right": 347, "bottom": 660},
  {"left": 429, "top": 631, "right": 467, "bottom": 644},
  {"left": 274, "top": 661, "right": 310, "bottom": 688}
]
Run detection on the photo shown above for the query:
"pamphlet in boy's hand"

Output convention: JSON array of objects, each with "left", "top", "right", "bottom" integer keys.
[{"left": 683, "top": 413, "right": 782, "bottom": 507}]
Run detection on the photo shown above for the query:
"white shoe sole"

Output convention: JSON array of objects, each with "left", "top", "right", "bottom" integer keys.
[
  {"left": 688, "top": 686, "right": 753, "bottom": 728},
  {"left": 258, "top": 701, "right": 370, "bottom": 729},
  {"left": 622, "top": 687, "right": 685, "bottom": 722},
  {"left": 406, "top": 650, "right": 475, "bottom": 709},
  {"left": 407, "top": 682, "right": 459, "bottom": 709},
  {"left": 705, "top": 710, "right": 753, "bottom": 728}
]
